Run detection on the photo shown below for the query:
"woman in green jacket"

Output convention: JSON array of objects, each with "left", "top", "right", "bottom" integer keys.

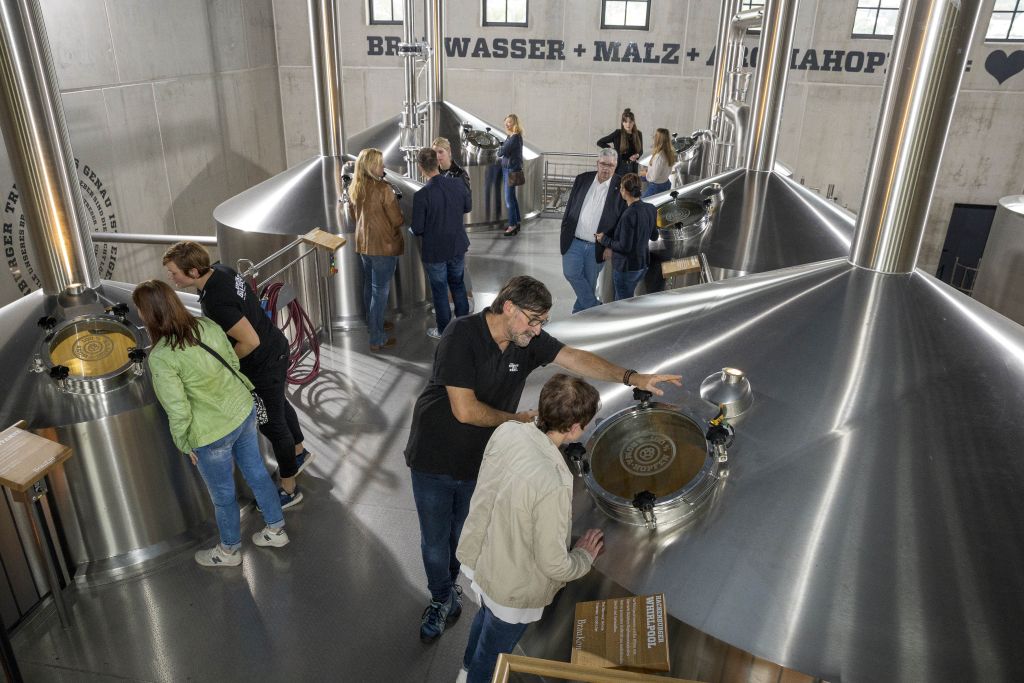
[{"left": 133, "top": 280, "right": 288, "bottom": 567}]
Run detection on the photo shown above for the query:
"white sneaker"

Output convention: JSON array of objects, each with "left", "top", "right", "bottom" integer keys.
[
  {"left": 195, "top": 544, "right": 241, "bottom": 567},
  {"left": 454, "top": 667, "right": 468, "bottom": 683},
  {"left": 252, "top": 526, "right": 290, "bottom": 548},
  {"left": 426, "top": 327, "right": 442, "bottom": 339}
]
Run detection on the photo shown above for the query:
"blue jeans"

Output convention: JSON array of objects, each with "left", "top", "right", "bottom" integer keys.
[
  {"left": 463, "top": 604, "right": 530, "bottom": 683},
  {"left": 643, "top": 180, "right": 671, "bottom": 197},
  {"left": 613, "top": 268, "right": 647, "bottom": 301},
  {"left": 360, "top": 254, "right": 398, "bottom": 346},
  {"left": 193, "top": 407, "right": 284, "bottom": 550},
  {"left": 503, "top": 169, "right": 521, "bottom": 227},
  {"left": 410, "top": 470, "right": 476, "bottom": 602},
  {"left": 562, "top": 238, "right": 601, "bottom": 313},
  {"left": 423, "top": 255, "right": 469, "bottom": 331}
]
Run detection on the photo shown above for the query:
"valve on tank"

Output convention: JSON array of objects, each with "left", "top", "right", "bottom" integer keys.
[
  {"left": 632, "top": 388, "right": 653, "bottom": 409},
  {"left": 632, "top": 490, "right": 658, "bottom": 529},
  {"left": 105, "top": 303, "right": 129, "bottom": 323},
  {"left": 564, "top": 442, "right": 589, "bottom": 478}
]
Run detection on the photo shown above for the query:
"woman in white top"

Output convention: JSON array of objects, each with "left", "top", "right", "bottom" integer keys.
[
  {"left": 642, "top": 127, "right": 676, "bottom": 197},
  {"left": 455, "top": 374, "right": 605, "bottom": 683}
]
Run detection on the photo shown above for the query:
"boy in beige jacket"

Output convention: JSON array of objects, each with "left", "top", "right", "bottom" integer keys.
[{"left": 455, "top": 374, "right": 605, "bottom": 683}]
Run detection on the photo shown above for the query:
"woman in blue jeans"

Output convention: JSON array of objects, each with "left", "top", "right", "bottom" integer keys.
[
  {"left": 498, "top": 113, "right": 524, "bottom": 237},
  {"left": 596, "top": 173, "right": 659, "bottom": 301},
  {"left": 348, "top": 147, "right": 405, "bottom": 351},
  {"left": 642, "top": 128, "right": 676, "bottom": 198},
  {"left": 134, "top": 280, "right": 288, "bottom": 567}
]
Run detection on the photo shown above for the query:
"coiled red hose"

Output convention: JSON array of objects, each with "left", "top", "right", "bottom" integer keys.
[{"left": 261, "top": 282, "right": 321, "bottom": 385}]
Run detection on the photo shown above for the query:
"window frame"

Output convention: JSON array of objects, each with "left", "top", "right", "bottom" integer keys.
[
  {"left": 850, "top": 0, "right": 902, "bottom": 40},
  {"left": 985, "top": 0, "right": 1024, "bottom": 42},
  {"left": 368, "top": 0, "right": 403, "bottom": 26},
  {"left": 482, "top": 0, "right": 529, "bottom": 27},
  {"left": 600, "top": 0, "right": 652, "bottom": 31}
]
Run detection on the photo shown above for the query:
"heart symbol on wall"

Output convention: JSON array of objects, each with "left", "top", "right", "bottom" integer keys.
[{"left": 984, "top": 49, "right": 1024, "bottom": 85}]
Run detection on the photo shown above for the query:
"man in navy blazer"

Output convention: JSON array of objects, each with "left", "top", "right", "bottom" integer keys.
[
  {"left": 412, "top": 147, "right": 473, "bottom": 338},
  {"left": 559, "top": 148, "right": 627, "bottom": 313}
]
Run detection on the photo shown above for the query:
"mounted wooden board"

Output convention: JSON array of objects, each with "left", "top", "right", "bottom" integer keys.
[{"left": 0, "top": 426, "right": 71, "bottom": 493}]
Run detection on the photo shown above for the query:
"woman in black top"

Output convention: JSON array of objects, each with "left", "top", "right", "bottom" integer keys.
[
  {"left": 596, "top": 108, "right": 643, "bottom": 177},
  {"left": 498, "top": 113, "right": 524, "bottom": 237},
  {"left": 595, "top": 173, "right": 658, "bottom": 301}
]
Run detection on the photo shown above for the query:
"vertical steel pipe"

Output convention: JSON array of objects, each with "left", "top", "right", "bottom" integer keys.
[
  {"left": 744, "top": 0, "right": 800, "bottom": 172},
  {"left": 425, "top": 0, "right": 444, "bottom": 103},
  {"left": 708, "top": 0, "right": 743, "bottom": 135},
  {"left": 0, "top": 0, "right": 98, "bottom": 295},
  {"left": 850, "top": 0, "right": 983, "bottom": 273},
  {"left": 400, "top": 0, "right": 420, "bottom": 176},
  {"left": 308, "top": 0, "right": 344, "bottom": 157}
]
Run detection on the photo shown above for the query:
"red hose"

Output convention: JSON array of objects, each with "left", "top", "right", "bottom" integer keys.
[{"left": 261, "top": 282, "right": 321, "bottom": 385}]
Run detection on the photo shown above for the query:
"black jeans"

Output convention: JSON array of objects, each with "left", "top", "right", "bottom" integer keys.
[{"left": 244, "top": 350, "right": 304, "bottom": 479}]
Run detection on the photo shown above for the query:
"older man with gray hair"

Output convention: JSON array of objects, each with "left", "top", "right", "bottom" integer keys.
[{"left": 559, "top": 147, "right": 626, "bottom": 313}]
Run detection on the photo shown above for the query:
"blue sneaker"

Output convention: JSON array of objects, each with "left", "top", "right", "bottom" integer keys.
[
  {"left": 294, "top": 449, "right": 316, "bottom": 476},
  {"left": 279, "top": 486, "right": 303, "bottom": 510},
  {"left": 419, "top": 585, "right": 463, "bottom": 643}
]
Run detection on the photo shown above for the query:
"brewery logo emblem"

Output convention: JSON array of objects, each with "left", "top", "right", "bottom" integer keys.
[
  {"left": 3, "top": 158, "right": 118, "bottom": 296},
  {"left": 72, "top": 333, "right": 114, "bottom": 362},
  {"left": 621, "top": 432, "right": 676, "bottom": 476},
  {"left": 985, "top": 49, "right": 1024, "bottom": 85}
]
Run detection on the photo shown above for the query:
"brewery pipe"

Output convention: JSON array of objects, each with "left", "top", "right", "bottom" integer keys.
[
  {"left": 399, "top": 0, "right": 422, "bottom": 177},
  {"left": 0, "top": 0, "right": 98, "bottom": 295},
  {"left": 424, "top": 0, "right": 444, "bottom": 103},
  {"left": 745, "top": 0, "right": 799, "bottom": 172},
  {"left": 708, "top": 0, "right": 743, "bottom": 140},
  {"left": 90, "top": 233, "right": 218, "bottom": 246},
  {"left": 850, "top": 0, "right": 981, "bottom": 273},
  {"left": 309, "top": 0, "right": 344, "bottom": 157}
]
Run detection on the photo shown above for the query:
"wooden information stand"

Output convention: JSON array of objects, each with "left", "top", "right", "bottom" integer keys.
[{"left": 0, "top": 423, "right": 73, "bottom": 631}]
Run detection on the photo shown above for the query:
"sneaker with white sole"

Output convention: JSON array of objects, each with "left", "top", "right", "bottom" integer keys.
[
  {"left": 294, "top": 449, "right": 316, "bottom": 475},
  {"left": 426, "top": 327, "right": 442, "bottom": 339},
  {"left": 195, "top": 544, "right": 241, "bottom": 567},
  {"left": 279, "top": 486, "right": 304, "bottom": 510},
  {"left": 252, "top": 526, "right": 290, "bottom": 548}
]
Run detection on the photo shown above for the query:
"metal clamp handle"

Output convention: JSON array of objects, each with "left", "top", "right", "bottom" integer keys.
[
  {"left": 632, "top": 490, "right": 657, "bottom": 529},
  {"left": 563, "top": 442, "right": 589, "bottom": 478}
]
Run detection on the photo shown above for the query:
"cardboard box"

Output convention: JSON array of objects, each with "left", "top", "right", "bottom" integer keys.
[{"left": 570, "top": 593, "right": 670, "bottom": 672}]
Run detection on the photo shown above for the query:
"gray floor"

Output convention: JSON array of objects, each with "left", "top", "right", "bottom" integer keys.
[{"left": 12, "top": 219, "right": 580, "bottom": 683}]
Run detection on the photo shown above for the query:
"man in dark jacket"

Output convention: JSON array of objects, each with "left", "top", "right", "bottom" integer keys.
[
  {"left": 559, "top": 148, "right": 627, "bottom": 313},
  {"left": 412, "top": 147, "right": 473, "bottom": 338}
]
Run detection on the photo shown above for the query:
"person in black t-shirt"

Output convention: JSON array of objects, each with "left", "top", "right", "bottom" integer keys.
[
  {"left": 163, "top": 242, "right": 314, "bottom": 510},
  {"left": 407, "top": 275, "right": 681, "bottom": 644}
]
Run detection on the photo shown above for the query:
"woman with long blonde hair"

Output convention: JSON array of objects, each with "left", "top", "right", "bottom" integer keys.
[
  {"left": 134, "top": 279, "right": 288, "bottom": 567},
  {"left": 348, "top": 147, "right": 405, "bottom": 351},
  {"left": 498, "top": 113, "right": 524, "bottom": 237},
  {"left": 642, "top": 128, "right": 676, "bottom": 197}
]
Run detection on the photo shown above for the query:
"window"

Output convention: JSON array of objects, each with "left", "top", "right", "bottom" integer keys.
[
  {"left": 483, "top": 0, "right": 528, "bottom": 27},
  {"left": 852, "top": 0, "right": 901, "bottom": 39},
  {"left": 986, "top": 0, "right": 1024, "bottom": 41},
  {"left": 369, "top": 0, "right": 403, "bottom": 25},
  {"left": 601, "top": 0, "right": 650, "bottom": 30}
]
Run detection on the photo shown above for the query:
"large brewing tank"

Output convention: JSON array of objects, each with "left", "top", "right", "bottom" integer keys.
[
  {"left": 347, "top": 101, "right": 544, "bottom": 230},
  {"left": 970, "top": 194, "right": 1024, "bottom": 325},
  {"left": 0, "top": 284, "right": 213, "bottom": 584},
  {"left": 214, "top": 156, "right": 425, "bottom": 331}
]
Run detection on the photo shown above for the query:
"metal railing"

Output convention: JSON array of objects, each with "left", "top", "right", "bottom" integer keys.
[
  {"left": 491, "top": 653, "right": 699, "bottom": 682},
  {"left": 542, "top": 152, "right": 598, "bottom": 216}
]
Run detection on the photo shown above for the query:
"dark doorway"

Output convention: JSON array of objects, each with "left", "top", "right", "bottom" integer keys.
[{"left": 935, "top": 203, "right": 996, "bottom": 293}]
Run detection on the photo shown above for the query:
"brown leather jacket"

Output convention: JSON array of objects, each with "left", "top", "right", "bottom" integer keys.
[{"left": 348, "top": 180, "right": 405, "bottom": 256}]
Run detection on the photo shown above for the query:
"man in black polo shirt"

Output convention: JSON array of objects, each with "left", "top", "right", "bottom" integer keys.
[
  {"left": 163, "top": 241, "right": 314, "bottom": 509},
  {"left": 407, "top": 275, "right": 681, "bottom": 644}
]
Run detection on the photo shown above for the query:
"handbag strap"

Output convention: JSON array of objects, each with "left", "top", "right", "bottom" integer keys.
[{"left": 197, "top": 341, "right": 250, "bottom": 391}]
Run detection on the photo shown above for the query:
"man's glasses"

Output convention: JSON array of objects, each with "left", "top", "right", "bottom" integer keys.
[{"left": 514, "top": 305, "right": 550, "bottom": 328}]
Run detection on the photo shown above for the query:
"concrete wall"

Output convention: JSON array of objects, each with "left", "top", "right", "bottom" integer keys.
[
  {"left": 273, "top": 0, "right": 1024, "bottom": 275},
  {"left": 0, "top": 0, "right": 286, "bottom": 304}
]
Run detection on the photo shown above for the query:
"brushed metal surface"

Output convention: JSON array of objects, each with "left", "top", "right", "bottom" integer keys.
[
  {"left": 348, "top": 101, "right": 544, "bottom": 230},
  {"left": 526, "top": 259, "right": 1024, "bottom": 681},
  {"left": 214, "top": 155, "right": 428, "bottom": 331},
  {"left": 745, "top": 0, "right": 799, "bottom": 173},
  {"left": 972, "top": 195, "right": 1024, "bottom": 324},
  {"left": 308, "top": 0, "right": 344, "bottom": 157},
  {"left": 0, "top": 0, "right": 97, "bottom": 294}
]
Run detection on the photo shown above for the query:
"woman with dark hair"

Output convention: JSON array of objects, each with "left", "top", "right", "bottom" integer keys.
[
  {"left": 133, "top": 279, "right": 288, "bottom": 568},
  {"left": 498, "top": 113, "right": 524, "bottom": 237},
  {"left": 455, "top": 374, "right": 605, "bottom": 683},
  {"left": 348, "top": 147, "right": 405, "bottom": 351},
  {"left": 596, "top": 173, "right": 659, "bottom": 301},
  {"left": 596, "top": 108, "right": 644, "bottom": 177}
]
